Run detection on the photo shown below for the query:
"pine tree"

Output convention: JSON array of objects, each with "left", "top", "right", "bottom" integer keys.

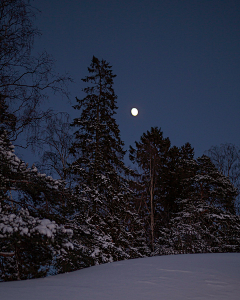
[
  {"left": 70, "top": 56, "right": 149, "bottom": 262},
  {"left": 129, "top": 127, "right": 171, "bottom": 252}
]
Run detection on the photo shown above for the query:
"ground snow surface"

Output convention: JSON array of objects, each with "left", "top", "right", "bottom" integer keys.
[{"left": 1, "top": 253, "right": 240, "bottom": 300}]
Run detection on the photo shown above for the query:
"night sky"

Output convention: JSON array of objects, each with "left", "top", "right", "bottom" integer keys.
[{"left": 24, "top": 0, "right": 240, "bottom": 164}]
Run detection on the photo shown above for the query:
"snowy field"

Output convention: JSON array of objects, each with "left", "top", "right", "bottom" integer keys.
[{"left": 1, "top": 253, "right": 240, "bottom": 300}]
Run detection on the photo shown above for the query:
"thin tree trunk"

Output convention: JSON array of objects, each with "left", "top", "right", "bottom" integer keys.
[
  {"left": 15, "top": 245, "right": 20, "bottom": 280},
  {"left": 95, "top": 75, "right": 101, "bottom": 174},
  {"left": 150, "top": 157, "right": 154, "bottom": 252}
]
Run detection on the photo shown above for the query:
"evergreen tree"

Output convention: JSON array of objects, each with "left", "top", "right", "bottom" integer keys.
[
  {"left": 206, "top": 143, "right": 240, "bottom": 213},
  {"left": 194, "top": 155, "right": 237, "bottom": 214},
  {"left": 70, "top": 56, "right": 149, "bottom": 262},
  {"left": 129, "top": 127, "right": 197, "bottom": 251},
  {"left": 160, "top": 143, "right": 197, "bottom": 224},
  {"left": 129, "top": 127, "right": 171, "bottom": 251},
  {"left": 155, "top": 197, "right": 240, "bottom": 256},
  {"left": 0, "top": 130, "right": 74, "bottom": 281},
  {"left": 155, "top": 154, "right": 239, "bottom": 256}
]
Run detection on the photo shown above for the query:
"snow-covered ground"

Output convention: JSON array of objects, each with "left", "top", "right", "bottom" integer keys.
[{"left": 1, "top": 253, "right": 240, "bottom": 300}]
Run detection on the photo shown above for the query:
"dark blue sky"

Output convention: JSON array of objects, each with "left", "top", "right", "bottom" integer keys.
[{"left": 27, "top": 0, "right": 240, "bottom": 162}]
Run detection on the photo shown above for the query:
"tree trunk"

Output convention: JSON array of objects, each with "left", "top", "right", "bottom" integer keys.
[{"left": 150, "top": 157, "right": 154, "bottom": 252}]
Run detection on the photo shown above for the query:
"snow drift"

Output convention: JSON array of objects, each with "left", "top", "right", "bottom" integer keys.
[{"left": 1, "top": 253, "right": 240, "bottom": 300}]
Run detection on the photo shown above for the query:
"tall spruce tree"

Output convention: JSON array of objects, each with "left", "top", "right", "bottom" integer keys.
[{"left": 70, "top": 56, "right": 149, "bottom": 261}]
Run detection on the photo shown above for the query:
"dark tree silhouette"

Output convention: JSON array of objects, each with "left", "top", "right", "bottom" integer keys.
[{"left": 0, "top": 0, "right": 72, "bottom": 141}]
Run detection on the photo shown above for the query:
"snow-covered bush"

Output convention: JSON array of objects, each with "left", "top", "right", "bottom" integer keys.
[
  {"left": 0, "top": 130, "right": 74, "bottom": 281},
  {"left": 0, "top": 203, "right": 73, "bottom": 281}
]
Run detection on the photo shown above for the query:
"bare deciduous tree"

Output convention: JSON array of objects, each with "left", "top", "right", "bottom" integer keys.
[
  {"left": 30, "top": 112, "right": 74, "bottom": 185},
  {"left": 0, "top": 0, "right": 72, "bottom": 141},
  {"left": 206, "top": 143, "right": 240, "bottom": 213}
]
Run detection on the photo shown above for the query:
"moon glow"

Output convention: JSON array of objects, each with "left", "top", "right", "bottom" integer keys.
[{"left": 131, "top": 108, "right": 138, "bottom": 116}]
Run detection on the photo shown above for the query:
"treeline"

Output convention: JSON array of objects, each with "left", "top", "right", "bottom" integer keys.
[
  {"left": 129, "top": 129, "right": 240, "bottom": 254},
  {"left": 1, "top": 0, "right": 240, "bottom": 281}
]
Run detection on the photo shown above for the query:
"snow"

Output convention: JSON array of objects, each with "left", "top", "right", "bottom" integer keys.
[
  {"left": 63, "top": 242, "right": 74, "bottom": 250},
  {"left": 33, "top": 219, "right": 57, "bottom": 238},
  {"left": 1, "top": 253, "right": 240, "bottom": 300},
  {"left": 0, "top": 207, "right": 70, "bottom": 241}
]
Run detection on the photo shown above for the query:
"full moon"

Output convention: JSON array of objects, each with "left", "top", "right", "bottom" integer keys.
[{"left": 131, "top": 108, "right": 138, "bottom": 116}]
